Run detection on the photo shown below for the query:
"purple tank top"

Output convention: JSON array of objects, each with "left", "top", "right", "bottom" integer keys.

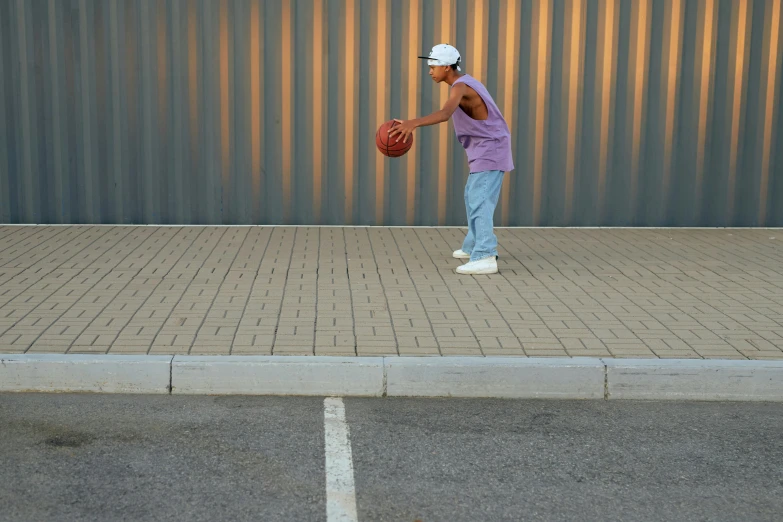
[{"left": 451, "top": 75, "right": 514, "bottom": 173}]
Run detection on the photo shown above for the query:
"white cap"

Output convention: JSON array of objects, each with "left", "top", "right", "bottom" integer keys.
[{"left": 418, "top": 44, "right": 462, "bottom": 71}]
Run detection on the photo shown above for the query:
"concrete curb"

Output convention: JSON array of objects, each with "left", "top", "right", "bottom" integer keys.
[
  {"left": 384, "top": 357, "right": 605, "bottom": 399},
  {"left": 171, "top": 356, "right": 385, "bottom": 396},
  {"left": 0, "top": 354, "right": 172, "bottom": 394},
  {"left": 605, "top": 358, "right": 783, "bottom": 401},
  {"left": 2, "top": 354, "right": 783, "bottom": 401}
]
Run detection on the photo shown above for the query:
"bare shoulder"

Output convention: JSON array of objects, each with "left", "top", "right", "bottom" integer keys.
[
  {"left": 452, "top": 81, "right": 479, "bottom": 101},
  {"left": 455, "top": 82, "right": 488, "bottom": 120},
  {"left": 451, "top": 81, "right": 468, "bottom": 94},
  {"left": 461, "top": 84, "right": 480, "bottom": 99}
]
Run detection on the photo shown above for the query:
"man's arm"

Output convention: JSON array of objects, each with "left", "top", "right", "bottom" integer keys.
[{"left": 388, "top": 83, "right": 467, "bottom": 143}]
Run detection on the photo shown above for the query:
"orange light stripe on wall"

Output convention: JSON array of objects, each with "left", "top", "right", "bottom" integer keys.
[
  {"left": 344, "top": 0, "right": 355, "bottom": 224},
  {"left": 437, "top": 0, "right": 452, "bottom": 225},
  {"left": 406, "top": 0, "right": 420, "bottom": 226},
  {"left": 188, "top": 0, "right": 198, "bottom": 172},
  {"left": 49, "top": 0, "right": 65, "bottom": 221},
  {"left": 565, "top": 0, "right": 584, "bottom": 223},
  {"left": 532, "top": 0, "right": 552, "bottom": 225},
  {"left": 157, "top": 1, "right": 167, "bottom": 141},
  {"left": 250, "top": 1, "right": 261, "bottom": 212},
  {"left": 598, "top": 0, "right": 616, "bottom": 219},
  {"left": 18, "top": 0, "right": 34, "bottom": 219},
  {"left": 281, "top": 0, "right": 292, "bottom": 222},
  {"left": 312, "top": 0, "right": 323, "bottom": 222},
  {"left": 108, "top": 0, "right": 123, "bottom": 220},
  {"left": 662, "top": 0, "right": 683, "bottom": 208},
  {"left": 695, "top": 0, "right": 715, "bottom": 219},
  {"left": 220, "top": 0, "right": 230, "bottom": 187},
  {"left": 630, "top": 0, "right": 650, "bottom": 219},
  {"left": 375, "top": 0, "right": 388, "bottom": 225},
  {"left": 727, "top": 0, "right": 748, "bottom": 221},
  {"left": 465, "top": 0, "right": 483, "bottom": 232},
  {"left": 759, "top": 0, "right": 781, "bottom": 223},
  {"left": 501, "top": 0, "right": 518, "bottom": 227},
  {"left": 473, "top": 0, "right": 485, "bottom": 83}
]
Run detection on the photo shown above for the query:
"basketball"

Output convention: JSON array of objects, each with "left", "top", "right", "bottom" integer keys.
[{"left": 376, "top": 120, "right": 414, "bottom": 158}]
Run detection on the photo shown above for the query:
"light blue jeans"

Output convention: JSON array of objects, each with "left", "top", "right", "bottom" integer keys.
[{"left": 461, "top": 170, "right": 505, "bottom": 262}]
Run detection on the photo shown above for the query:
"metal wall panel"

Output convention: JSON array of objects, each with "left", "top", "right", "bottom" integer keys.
[{"left": 1, "top": 0, "right": 781, "bottom": 225}]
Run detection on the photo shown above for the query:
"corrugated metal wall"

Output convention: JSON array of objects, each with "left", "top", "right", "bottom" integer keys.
[{"left": 1, "top": 0, "right": 782, "bottom": 226}]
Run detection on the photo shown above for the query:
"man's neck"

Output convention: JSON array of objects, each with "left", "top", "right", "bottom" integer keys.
[{"left": 445, "top": 72, "right": 464, "bottom": 86}]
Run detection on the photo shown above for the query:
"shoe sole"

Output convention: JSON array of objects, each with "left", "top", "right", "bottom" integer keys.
[
  {"left": 453, "top": 254, "right": 498, "bottom": 260},
  {"left": 456, "top": 267, "right": 498, "bottom": 275}
]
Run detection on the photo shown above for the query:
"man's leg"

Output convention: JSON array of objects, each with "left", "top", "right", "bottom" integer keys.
[
  {"left": 461, "top": 178, "right": 476, "bottom": 254},
  {"left": 465, "top": 170, "right": 504, "bottom": 262}
]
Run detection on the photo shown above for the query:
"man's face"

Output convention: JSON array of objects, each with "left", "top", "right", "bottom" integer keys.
[{"left": 428, "top": 65, "right": 450, "bottom": 83}]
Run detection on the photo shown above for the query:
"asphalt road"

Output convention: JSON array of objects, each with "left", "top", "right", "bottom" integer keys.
[{"left": 1, "top": 394, "right": 781, "bottom": 522}]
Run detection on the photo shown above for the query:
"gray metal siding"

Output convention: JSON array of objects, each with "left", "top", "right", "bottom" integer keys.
[{"left": 1, "top": 0, "right": 781, "bottom": 226}]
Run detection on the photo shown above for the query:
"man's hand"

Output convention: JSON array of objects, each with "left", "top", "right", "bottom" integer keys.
[{"left": 388, "top": 119, "right": 418, "bottom": 144}]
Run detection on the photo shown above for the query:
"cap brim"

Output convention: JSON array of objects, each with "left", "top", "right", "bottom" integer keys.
[{"left": 417, "top": 56, "right": 432, "bottom": 59}]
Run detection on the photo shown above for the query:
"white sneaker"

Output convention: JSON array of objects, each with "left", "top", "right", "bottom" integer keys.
[
  {"left": 456, "top": 256, "right": 498, "bottom": 275},
  {"left": 452, "top": 249, "right": 471, "bottom": 259}
]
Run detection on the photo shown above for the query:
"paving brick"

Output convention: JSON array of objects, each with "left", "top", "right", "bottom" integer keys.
[
  {"left": 398, "top": 346, "right": 441, "bottom": 356},
  {"left": 440, "top": 347, "right": 484, "bottom": 356},
  {"left": 152, "top": 334, "right": 192, "bottom": 347},
  {"left": 68, "top": 345, "right": 111, "bottom": 354},
  {"left": 73, "top": 334, "right": 117, "bottom": 346},
  {"left": 522, "top": 341, "right": 565, "bottom": 351},
  {"left": 113, "top": 336, "right": 154, "bottom": 347},
  {"left": 480, "top": 348, "right": 526, "bottom": 356},
  {"left": 438, "top": 337, "right": 479, "bottom": 348},
  {"left": 397, "top": 335, "right": 438, "bottom": 348},
  {"left": 314, "top": 347, "right": 356, "bottom": 356},
  {"left": 34, "top": 335, "right": 77, "bottom": 346},
  {"left": 356, "top": 343, "right": 397, "bottom": 352},
  {"left": 189, "top": 346, "right": 232, "bottom": 355},
  {"left": 1, "top": 227, "right": 782, "bottom": 360},
  {"left": 109, "top": 345, "right": 154, "bottom": 355},
  {"left": 566, "top": 349, "right": 612, "bottom": 357},
  {"left": 745, "top": 352, "right": 783, "bottom": 360},
  {"left": 145, "top": 345, "right": 189, "bottom": 355},
  {"left": 608, "top": 347, "right": 657, "bottom": 357},
  {"left": 25, "top": 344, "right": 68, "bottom": 354},
  {"left": 654, "top": 350, "right": 702, "bottom": 359},
  {"left": 524, "top": 350, "right": 569, "bottom": 357},
  {"left": 0, "top": 345, "right": 28, "bottom": 353},
  {"left": 693, "top": 348, "right": 744, "bottom": 357},
  {"left": 273, "top": 346, "right": 314, "bottom": 356},
  {"left": 231, "top": 346, "right": 273, "bottom": 355}
]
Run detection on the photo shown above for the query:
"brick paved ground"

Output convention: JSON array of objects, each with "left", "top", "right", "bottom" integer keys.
[{"left": 0, "top": 226, "right": 781, "bottom": 359}]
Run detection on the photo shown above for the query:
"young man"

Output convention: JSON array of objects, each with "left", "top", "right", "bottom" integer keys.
[{"left": 389, "top": 44, "right": 514, "bottom": 275}]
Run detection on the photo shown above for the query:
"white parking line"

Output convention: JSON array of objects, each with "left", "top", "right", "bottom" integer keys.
[{"left": 324, "top": 397, "right": 359, "bottom": 522}]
